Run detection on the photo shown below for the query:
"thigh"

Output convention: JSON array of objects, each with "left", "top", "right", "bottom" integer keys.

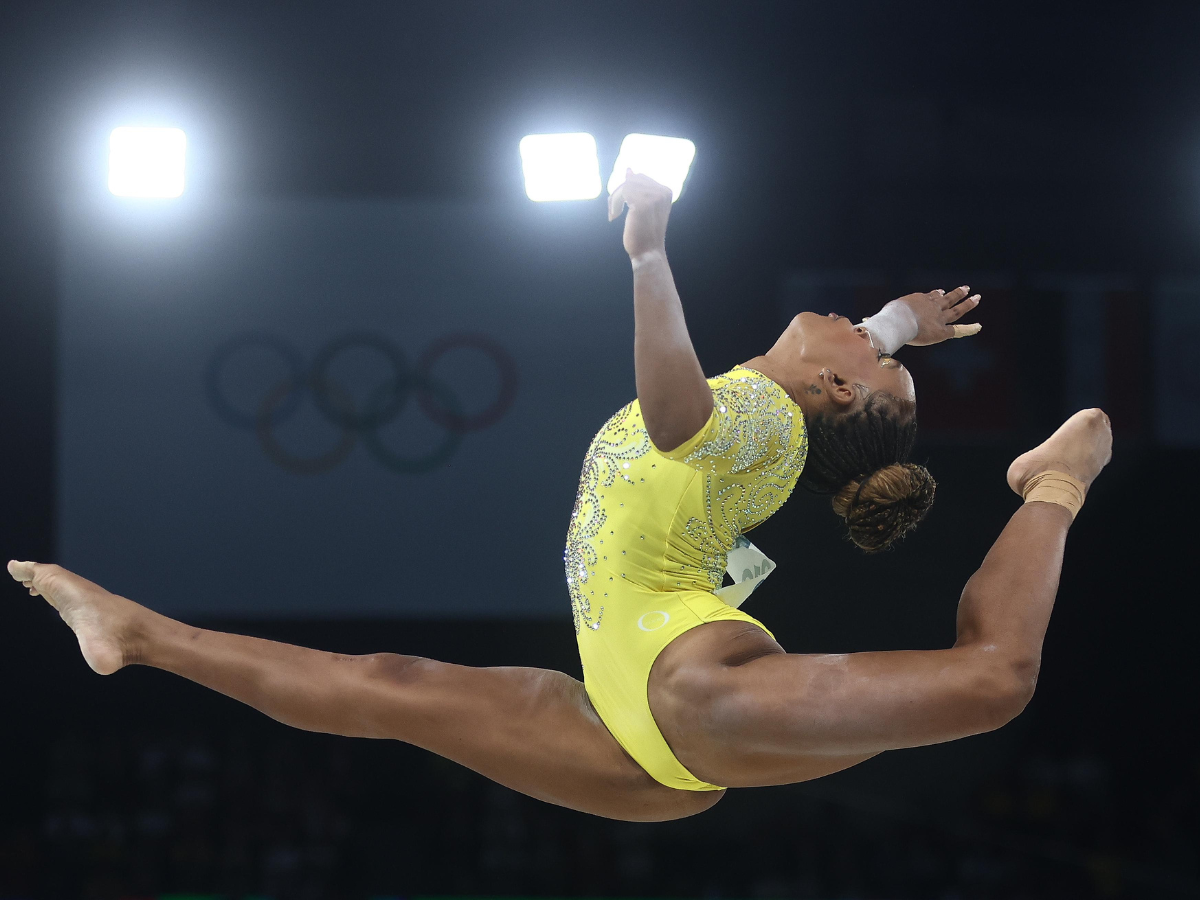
[
  {"left": 649, "top": 621, "right": 1020, "bottom": 788},
  {"left": 368, "top": 656, "right": 722, "bottom": 822}
]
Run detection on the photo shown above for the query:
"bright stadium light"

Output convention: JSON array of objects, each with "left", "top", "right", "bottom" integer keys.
[
  {"left": 519, "top": 132, "right": 602, "bottom": 201},
  {"left": 607, "top": 134, "right": 697, "bottom": 202},
  {"left": 108, "top": 127, "right": 187, "bottom": 198}
]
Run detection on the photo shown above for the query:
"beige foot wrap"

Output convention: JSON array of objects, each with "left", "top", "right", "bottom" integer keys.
[{"left": 1022, "top": 471, "right": 1087, "bottom": 519}]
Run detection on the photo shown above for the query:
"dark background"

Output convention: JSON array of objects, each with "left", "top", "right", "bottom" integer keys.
[{"left": 0, "top": 2, "right": 1196, "bottom": 898}]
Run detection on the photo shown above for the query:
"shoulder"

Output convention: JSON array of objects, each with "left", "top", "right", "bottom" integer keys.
[
  {"left": 711, "top": 367, "right": 806, "bottom": 449},
  {"left": 708, "top": 367, "right": 793, "bottom": 412}
]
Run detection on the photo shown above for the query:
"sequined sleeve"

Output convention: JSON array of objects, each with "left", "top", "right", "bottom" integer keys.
[{"left": 653, "top": 371, "right": 802, "bottom": 476}]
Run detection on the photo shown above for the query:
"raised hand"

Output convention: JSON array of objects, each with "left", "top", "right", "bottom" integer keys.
[
  {"left": 888, "top": 286, "right": 982, "bottom": 346},
  {"left": 608, "top": 169, "right": 673, "bottom": 260}
]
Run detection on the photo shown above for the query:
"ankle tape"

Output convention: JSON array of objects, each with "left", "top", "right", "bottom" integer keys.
[{"left": 1022, "top": 471, "right": 1087, "bottom": 519}]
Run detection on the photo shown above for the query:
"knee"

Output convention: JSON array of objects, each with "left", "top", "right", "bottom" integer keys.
[
  {"left": 321, "top": 653, "right": 435, "bottom": 740},
  {"left": 338, "top": 651, "right": 429, "bottom": 699},
  {"left": 976, "top": 656, "right": 1040, "bottom": 730},
  {"left": 1006, "top": 656, "right": 1041, "bottom": 718},
  {"left": 361, "top": 652, "right": 427, "bottom": 682},
  {"left": 357, "top": 653, "right": 447, "bottom": 701}
]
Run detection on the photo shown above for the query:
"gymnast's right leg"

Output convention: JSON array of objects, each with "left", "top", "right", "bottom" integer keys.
[
  {"left": 5, "top": 560, "right": 719, "bottom": 822},
  {"left": 650, "top": 408, "right": 1113, "bottom": 788}
]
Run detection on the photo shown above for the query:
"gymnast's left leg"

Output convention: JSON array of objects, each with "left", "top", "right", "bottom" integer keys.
[{"left": 6, "top": 560, "right": 720, "bottom": 822}]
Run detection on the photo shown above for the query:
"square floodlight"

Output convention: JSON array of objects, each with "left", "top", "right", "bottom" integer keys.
[
  {"left": 108, "top": 127, "right": 187, "bottom": 197},
  {"left": 607, "top": 134, "right": 697, "bottom": 202},
  {"left": 519, "top": 132, "right": 602, "bottom": 201}
]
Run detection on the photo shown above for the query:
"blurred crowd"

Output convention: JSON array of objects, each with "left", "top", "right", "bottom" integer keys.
[{"left": 0, "top": 724, "right": 1195, "bottom": 899}]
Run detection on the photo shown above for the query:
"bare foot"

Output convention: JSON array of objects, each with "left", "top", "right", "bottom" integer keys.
[
  {"left": 1006, "top": 408, "right": 1113, "bottom": 498},
  {"left": 7, "top": 561, "right": 143, "bottom": 674}
]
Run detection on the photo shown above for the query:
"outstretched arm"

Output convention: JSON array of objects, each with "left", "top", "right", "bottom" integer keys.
[{"left": 608, "top": 171, "right": 712, "bottom": 452}]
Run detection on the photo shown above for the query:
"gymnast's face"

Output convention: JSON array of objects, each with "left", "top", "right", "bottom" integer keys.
[{"left": 782, "top": 312, "right": 915, "bottom": 409}]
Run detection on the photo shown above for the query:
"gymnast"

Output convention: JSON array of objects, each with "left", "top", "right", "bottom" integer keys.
[{"left": 8, "top": 172, "right": 1112, "bottom": 822}]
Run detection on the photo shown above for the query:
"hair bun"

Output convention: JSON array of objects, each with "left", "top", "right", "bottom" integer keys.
[{"left": 831, "top": 463, "right": 936, "bottom": 553}]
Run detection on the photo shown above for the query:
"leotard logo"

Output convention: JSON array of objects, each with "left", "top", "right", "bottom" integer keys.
[{"left": 637, "top": 611, "right": 670, "bottom": 632}]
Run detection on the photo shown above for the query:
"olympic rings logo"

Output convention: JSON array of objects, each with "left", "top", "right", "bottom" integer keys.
[{"left": 206, "top": 331, "right": 518, "bottom": 474}]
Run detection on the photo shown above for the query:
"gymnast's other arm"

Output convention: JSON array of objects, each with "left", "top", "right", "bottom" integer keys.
[
  {"left": 858, "top": 288, "right": 983, "bottom": 355},
  {"left": 608, "top": 169, "right": 712, "bottom": 452}
]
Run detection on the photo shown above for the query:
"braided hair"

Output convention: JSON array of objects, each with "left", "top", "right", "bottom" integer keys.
[{"left": 796, "top": 391, "right": 936, "bottom": 552}]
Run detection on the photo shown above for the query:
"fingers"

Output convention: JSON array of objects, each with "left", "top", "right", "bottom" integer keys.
[
  {"left": 930, "top": 285, "right": 970, "bottom": 308},
  {"left": 951, "top": 322, "right": 982, "bottom": 339},
  {"left": 608, "top": 168, "right": 671, "bottom": 221},
  {"left": 945, "top": 293, "right": 981, "bottom": 322},
  {"left": 608, "top": 169, "right": 635, "bottom": 220},
  {"left": 927, "top": 285, "right": 980, "bottom": 331},
  {"left": 607, "top": 182, "right": 626, "bottom": 221}
]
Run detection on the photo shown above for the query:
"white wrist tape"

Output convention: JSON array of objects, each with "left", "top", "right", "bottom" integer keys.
[{"left": 858, "top": 302, "right": 920, "bottom": 356}]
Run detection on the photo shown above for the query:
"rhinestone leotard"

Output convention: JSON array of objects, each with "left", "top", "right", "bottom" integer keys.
[{"left": 566, "top": 366, "right": 808, "bottom": 791}]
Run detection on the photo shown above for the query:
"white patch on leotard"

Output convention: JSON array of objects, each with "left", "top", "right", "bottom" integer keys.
[{"left": 713, "top": 535, "right": 776, "bottom": 609}]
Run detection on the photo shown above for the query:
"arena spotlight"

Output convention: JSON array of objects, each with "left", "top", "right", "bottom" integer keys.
[
  {"left": 108, "top": 127, "right": 187, "bottom": 198},
  {"left": 607, "top": 134, "right": 697, "bottom": 202},
  {"left": 519, "top": 132, "right": 602, "bottom": 201}
]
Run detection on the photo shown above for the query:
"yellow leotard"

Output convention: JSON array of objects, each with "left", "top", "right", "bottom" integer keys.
[{"left": 566, "top": 366, "right": 808, "bottom": 791}]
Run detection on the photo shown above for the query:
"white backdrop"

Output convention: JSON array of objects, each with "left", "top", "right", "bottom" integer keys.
[{"left": 57, "top": 198, "right": 636, "bottom": 617}]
